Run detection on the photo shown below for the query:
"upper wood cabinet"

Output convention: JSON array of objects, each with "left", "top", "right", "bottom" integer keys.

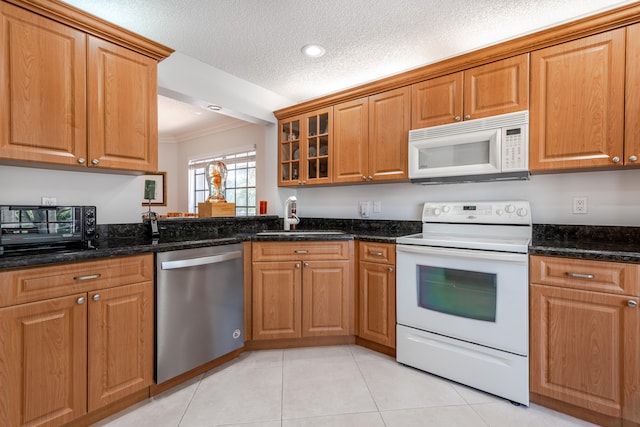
[
  {"left": 530, "top": 29, "right": 626, "bottom": 172},
  {"left": 278, "top": 108, "right": 332, "bottom": 186},
  {"left": 626, "top": 24, "right": 640, "bottom": 167},
  {"left": 333, "top": 87, "right": 410, "bottom": 184},
  {"left": 0, "top": 1, "right": 171, "bottom": 173},
  {"left": 411, "top": 54, "right": 529, "bottom": 128}
]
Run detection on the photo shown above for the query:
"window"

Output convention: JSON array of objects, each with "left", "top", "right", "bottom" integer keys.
[{"left": 188, "top": 147, "right": 256, "bottom": 216}]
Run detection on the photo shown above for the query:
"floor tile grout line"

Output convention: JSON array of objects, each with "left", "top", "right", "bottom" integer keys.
[
  {"left": 348, "top": 345, "right": 387, "bottom": 423},
  {"left": 280, "top": 349, "right": 285, "bottom": 427},
  {"left": 176, "top": 373, "right": 205, "bottom": 427}
]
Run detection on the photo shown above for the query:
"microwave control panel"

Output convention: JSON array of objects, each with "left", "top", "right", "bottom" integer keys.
[{"left": 501, "top": 125, "right": 528, "bottom": 171}]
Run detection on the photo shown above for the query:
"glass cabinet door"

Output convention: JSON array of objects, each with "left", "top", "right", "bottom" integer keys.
[
  {"left": 279, "top": 117, "right": 302, "bottom": 186},
  {"left": 304, "top": 107, "right": 332, "bottom": 184}
]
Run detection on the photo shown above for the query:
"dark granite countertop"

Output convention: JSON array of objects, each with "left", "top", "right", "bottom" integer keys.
[
  {"left": 0, "top": 216, "right": 419, "bottom": 270},
  {"left": 530, "top": 224, "right": 640, "bottom": 263}
]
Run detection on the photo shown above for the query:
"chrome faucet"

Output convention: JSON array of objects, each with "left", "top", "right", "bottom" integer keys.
[{"left": 284, "top": 196, "right": 300, "bottom": 231}]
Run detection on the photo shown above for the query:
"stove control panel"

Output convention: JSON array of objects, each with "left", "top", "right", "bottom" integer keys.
[{"left": 422, "top": 201, "right": 531, "bottom": 224}]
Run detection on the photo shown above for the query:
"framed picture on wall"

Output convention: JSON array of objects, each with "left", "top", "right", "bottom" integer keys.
[{"left": 141, "top": 172, "right": 167, "bottom": 206}]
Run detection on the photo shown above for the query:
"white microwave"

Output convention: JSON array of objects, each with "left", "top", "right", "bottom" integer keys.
[{"left": 408, "top": 111, "right": 529, "bottom": 184}]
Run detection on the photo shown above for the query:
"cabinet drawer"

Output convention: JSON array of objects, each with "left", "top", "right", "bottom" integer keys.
[
  {"left": 0, "top": 254, "right": 153, "bottom": 307},
  {"left": 530, "top": 255, "right": 640, "bottom": 296},
  {"left": 359, "top": 242, "right": 395, "bottom": 264},
  {"left": 252, "top": 241, "right": 352, "bottom": 261}
]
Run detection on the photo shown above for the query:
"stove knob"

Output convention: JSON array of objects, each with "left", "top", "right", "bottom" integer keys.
[
  {"left": 505, "top": 204, "right": 516, "bottom": 214},
  {"left": 517, "top": 208, "right": 528, "bottom": 217},
  {"left": 433, "top": 208, "right": 441, "bottom": 216},
  {"left": 442, "top": 206, "right": 450, "bottom": 213},
  {"left": 496, "top": 209, "right": 504, "bottom": 216}
]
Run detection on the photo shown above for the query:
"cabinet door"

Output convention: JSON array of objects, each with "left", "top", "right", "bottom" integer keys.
[
  {"left": 411, "top": 72, "right": 463, "bottom": 128},
  {"left": 333, "top": 97, "right": 369, "bottom": 183},
  {"left": 358, "top": 261, "right": 395, "bottom": 348},
  {"left": 303, "top": 107, "right": 332, "bottom": 185},
  {"left": 0, "top": 3, "right": 87, "bottom": 166},
  {"left": 463, "top": 54, "right": 529, "bottom": 120},
  {"left": 530, "top": 29, "right": 625, "bottom": 171},
  {"left": 368, "top": 87, "right": 410, "bottom": 182},
  {"left": 278, "top": 116, "right": 303, "bottom": 186},
  {"left": 302, "top": 260, "right": 352, "bottom": 337},
  {"left": 0, "top": 294, "right": 87, "bottom": 427},
  {"left": 626, "top": 23, "right": 640, "bottom": 166},
  {"left": 87, "top": 36, "right": 158, "bottom": 172},
  {"left": 87, "top": 281, "right": 153, "bottom": 411},
  {"left": 530, "top": 284, "right": 640, "bottom": 421},
  {"left": 252, "top": 261, "right": 302, "bottom": 340}
]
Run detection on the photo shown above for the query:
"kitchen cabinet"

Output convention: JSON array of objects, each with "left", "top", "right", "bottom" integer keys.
[
  {"left": 0, "top": 254, "right": 154, "bottom": 427},
  {"left": 278, "top": 107, "right": 332, "bottom": 186},
  {"left": 357, "top": 242, "right": 396, "bottom": 351},
  {"left": 0, "top": 1, "right": 170, "bottom": 173},
  {"left": 529, "top": 29, "right": 627, "bottom": 172},
  {"left": 626, "top": 23, "right": 640, "bottom": 167},
  {"left": 411, "top": 54, "right": 529, "bottom": 128},
  {"left": 251, "top": 241, "right": 353, "bottom": 340},
  {"left": 333, "top": 87, "right": 410, "bottom": 184},
  {"left": 529, "top": 255, "right": 640, "bottom": 425}
]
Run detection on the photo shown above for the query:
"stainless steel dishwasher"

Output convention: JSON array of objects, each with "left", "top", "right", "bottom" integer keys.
[{"left": 156, "top": 243, "right": 244, "bottom": 384}]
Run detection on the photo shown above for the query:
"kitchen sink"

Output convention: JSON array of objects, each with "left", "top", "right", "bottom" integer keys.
[{"left": 256, "top": 230, "right": 347, "bottom": 236}]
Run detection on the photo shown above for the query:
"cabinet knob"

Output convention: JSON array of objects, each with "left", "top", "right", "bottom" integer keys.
[
  {"left": 454, "top": 116, "right": 461, "bottom": 121},
  {"left": 304, "top": 262, "right": 309, "bottom": 267},
  {"left": 388, "top": 267, "right": 393, "bottom": 273},
  {"left": 629, "top": 155, "right": 638, "bottom": 163},
  {"left": 295, "top": 263, "right": 301, "bottom": 269},
  {"left": 92, "top": 294, "right": 101, "bottom": 302},
  {"left": 367, "top": 176, "right": 373, "bottom": 181},
  {"left": 77, "top": 297, "right": 85, "bottom": 305},
  {"left": 612, "top": 156, "right": 621, "bottom": 163},
  {"left": 628, "top": 300, "right": 638, "bottom": 308},
  {"left": 362, "top": 176, "right": 367, "bottom": 181},
  {"left": 77, "top": 158, "right": 86, "bottom": 165},
  {"left": 91, "top": 159, "right": 99, "bottom": 165},
  {"left": 464, "top": 114, "right": 471, "bottom": 120}
]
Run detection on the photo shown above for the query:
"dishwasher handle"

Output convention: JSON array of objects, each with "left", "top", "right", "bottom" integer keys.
[{"left": 161, "top": 250, "right": 242, "bottom": 270}]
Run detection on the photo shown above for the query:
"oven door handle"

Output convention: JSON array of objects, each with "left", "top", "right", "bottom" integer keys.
[{"left": 396, "top": 244, "right": 527, "bottom": 263}]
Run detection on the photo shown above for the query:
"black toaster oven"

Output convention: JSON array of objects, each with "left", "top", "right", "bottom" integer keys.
[{"left": 0, "top": 205, "right": 96, "bottom": 255}]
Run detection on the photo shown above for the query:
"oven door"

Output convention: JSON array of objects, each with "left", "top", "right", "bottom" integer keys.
[{"left": 396, "top": 244, "right": 528, "bottom": 355}]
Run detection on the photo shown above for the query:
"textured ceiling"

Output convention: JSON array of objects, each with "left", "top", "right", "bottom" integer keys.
[{"left": 62, "top": 0, "right": 636, "bottom": 137}]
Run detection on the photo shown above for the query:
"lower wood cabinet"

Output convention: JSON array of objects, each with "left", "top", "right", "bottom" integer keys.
[
  {"left": 251, "top": 241, "right": 354, "bottom": 341},
  {"left": 357, "top": 242, "right": 396, "bottom": 350},
  {"left": 0, "top": 254, "right": 154, "bottom": 427},
  {"left": 529, "top": 255, "right": 640, "bottom": 425}
]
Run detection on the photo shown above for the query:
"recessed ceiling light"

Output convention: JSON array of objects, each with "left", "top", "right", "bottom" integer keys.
[
  {"left": 301, "top": 44, "right": 325, "bottom": 58},
  {"left": 207, "top": 104, "right": 222, "bottom": 111}
]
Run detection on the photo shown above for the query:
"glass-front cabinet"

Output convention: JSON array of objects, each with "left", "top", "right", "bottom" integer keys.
[{"left": 278, "top": 107, "right": 332, "bottom": 186}]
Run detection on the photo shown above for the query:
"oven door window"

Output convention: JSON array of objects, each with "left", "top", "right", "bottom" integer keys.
[{"left": 417, "top": 265, "right": 497, "bottom": 322}]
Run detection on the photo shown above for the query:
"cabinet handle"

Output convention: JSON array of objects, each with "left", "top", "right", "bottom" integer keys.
[
  {"left": 295, "top": 263, "right": 301, "bottom": 269},
  {"left": 294, "top": 250, "right": 308, "bottom": 254},
  {"left": 92, "top": 294, "right": 101, "bottom": 302},
  {"left": 612, "top": 156, "right": 620, "bottom": 163},
  {"left": 77, "top": 158, "right": 86, "bottom": 165},
  {"left": 91, "top": 159, "right": 99, "bottom": 165},
  {"left": 464, "top": 114, "right": 471, "bottom": 120},
  {"left": 629, "top": 155, "right": 638, "bottom": 163},
  {"left": 73, "top": 273, "right": 101, "bottom": 281},
  {"left": 388, "top": 267, "right": 394, "bottom": 273},
  {"left": 368, "top": 251, "right": 384, "bottom": 256},
  {"left": 454, "top": 116, "right": 461, "bottom": 121},
  {"left": 628, "top": 300, "right": 638, "bottom": 308},
  {"left": 565, "top": 272, "right": 594, "bottom": 279},
  {"left": 77, "top": 297, "right": 85, "bottom": 305},
  {"left": 304, "top": 262, "right": 309, "bottom": 267}
]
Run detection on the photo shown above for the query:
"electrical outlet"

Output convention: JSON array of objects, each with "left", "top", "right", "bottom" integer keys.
[
  {"left": 373, "top": 200, "right": 382, "bottom": 213},
  {"left": 359, "top": 201, "right": 371, "bottom": 218},
  {"left": 41, "top": 196, "right": 57, "bottom": 206},
  {"left": 572, "top": 196, "right": 588, "bottom": 214}
]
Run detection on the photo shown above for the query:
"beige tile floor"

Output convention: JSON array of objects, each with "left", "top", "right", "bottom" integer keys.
[{"left": 93, "top": 345, "right": 598, "bottom": 427}]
